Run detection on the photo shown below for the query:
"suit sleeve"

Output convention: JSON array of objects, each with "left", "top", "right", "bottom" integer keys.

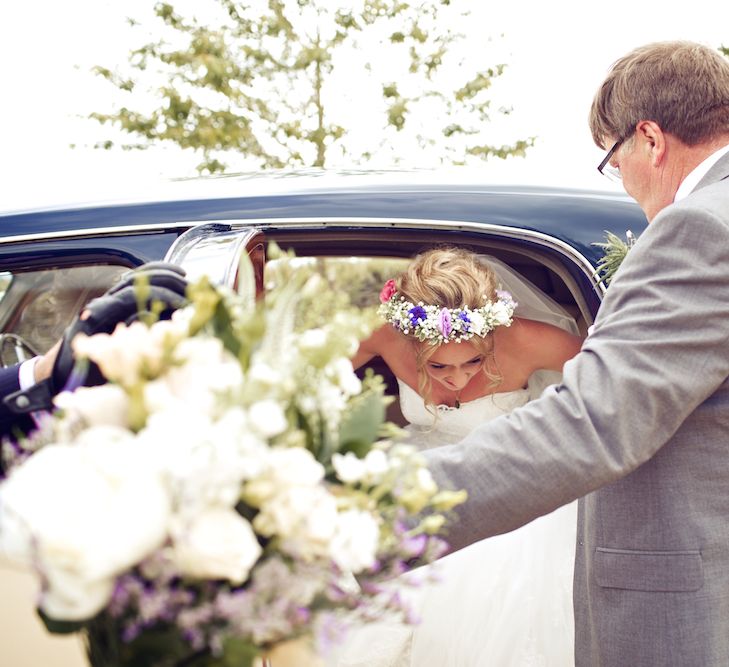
[
  {"left": 424, "top": 197, "right": 729, "bottom": 553},
  {"left": 0, "top": 363, "right": 34, "bottom": 447}
]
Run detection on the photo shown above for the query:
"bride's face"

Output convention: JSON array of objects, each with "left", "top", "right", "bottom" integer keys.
[{"left": 424, "top": 341, "right": 484, "bottom": 392}]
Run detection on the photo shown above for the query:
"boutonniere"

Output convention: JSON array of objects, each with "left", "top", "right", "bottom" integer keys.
[{"left": 594, "top": 230, "right": 637, "bottom": 285}]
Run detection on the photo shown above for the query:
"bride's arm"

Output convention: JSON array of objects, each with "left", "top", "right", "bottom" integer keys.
[
  {"left": 509, "top": 318, "right": 584, "bottom": 372},
  {"left": 351, "top": 324, "right": 390, "bottom": 370}
]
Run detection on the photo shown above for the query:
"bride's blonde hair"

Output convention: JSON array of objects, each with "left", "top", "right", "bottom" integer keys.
[{"left": 395, "top": 247, "right": 503, "bottom": 405}]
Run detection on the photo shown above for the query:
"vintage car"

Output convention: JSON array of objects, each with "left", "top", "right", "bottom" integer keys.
[{"left": 0, "top": 170, "right": 646, "bottom": 378}]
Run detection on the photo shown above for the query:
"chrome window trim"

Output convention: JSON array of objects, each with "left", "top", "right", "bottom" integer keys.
[
  {"left": 0, "top": 222, "right": 193, "bottom": 245},
  {"left": 166, "top": 217, "right": 606, "bottom": 295}
]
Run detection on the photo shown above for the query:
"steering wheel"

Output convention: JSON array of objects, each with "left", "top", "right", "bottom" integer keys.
[{"left": 0, "top": 333, "right": 41, "bottom": 367}]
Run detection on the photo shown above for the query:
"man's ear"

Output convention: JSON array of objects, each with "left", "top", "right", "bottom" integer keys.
[{"left": 636, "top": 120, "right": 666, "bottom": 167}]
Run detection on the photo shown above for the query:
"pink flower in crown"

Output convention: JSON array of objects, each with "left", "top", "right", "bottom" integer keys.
[
  {"left": 379, "top": 279, "right": 397, "bottom": 303},
  {"left": 437, "top": 308, "right": 452, "bottom": 338}
]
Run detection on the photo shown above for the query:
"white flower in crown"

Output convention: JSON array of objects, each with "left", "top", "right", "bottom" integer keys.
[
  {"left": 492, "top": 290, "right": 518, "bottom": 326},
  {"left": 377, "top": 279, "right": 516, "bottom": 344}
]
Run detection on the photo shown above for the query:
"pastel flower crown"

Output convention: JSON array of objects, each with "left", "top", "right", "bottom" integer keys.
[{"left": 378, "top": 279, "right": 517, "bottom": 344}]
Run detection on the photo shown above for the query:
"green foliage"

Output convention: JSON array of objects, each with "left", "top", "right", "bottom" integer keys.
[
  {"left": 593, "top": 230, "right": 637, "bottom": 285},
  {"left": 338, "top": 369, "right": 390, "bottom": 458},
  {"left": 90, "top": 0, "right": 530, "bottom": 173},
  {"left": 83, "top": 611, "right": 259, "bottom": 667},
  {"left": 264, "top": 253, "right": 408, "bottom": 311}
]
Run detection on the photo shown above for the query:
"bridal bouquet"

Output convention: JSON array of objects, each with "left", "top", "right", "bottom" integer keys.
[{"left": 0, "top": 247, "right": 464, "bottom": 667}]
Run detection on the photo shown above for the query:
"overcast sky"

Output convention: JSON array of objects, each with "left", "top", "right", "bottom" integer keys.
[{"left": 1, "top": 0, "right": 728, "bottom": 209}]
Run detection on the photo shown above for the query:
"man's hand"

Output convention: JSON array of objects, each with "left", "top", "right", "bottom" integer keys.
[{"left": 33, "top": 339, "right": 61, "bottom": 384}]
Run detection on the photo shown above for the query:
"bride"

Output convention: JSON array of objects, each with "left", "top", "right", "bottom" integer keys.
[{"left": 329, "top": 246, "right": 583, "bottom": 666}]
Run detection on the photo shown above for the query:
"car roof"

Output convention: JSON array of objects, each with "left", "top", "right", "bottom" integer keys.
[{"left": 0, "top": 169, "right": 646, "bottom": 265}]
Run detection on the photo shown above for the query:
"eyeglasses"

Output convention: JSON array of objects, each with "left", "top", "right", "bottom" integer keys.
[{"left": 597, "top": 140, "right": 623, "bottom": 182}]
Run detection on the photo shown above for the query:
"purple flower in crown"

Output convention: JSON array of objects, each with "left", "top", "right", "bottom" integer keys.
[
  {"left": 408, "top": 305, "right": 427, "bottom": 328},
  {"left": 437, "top": 308, "right": 452, "bottom": 338},
  {"left": 457, "top": 311, "right": 471, "bottom": 331}
]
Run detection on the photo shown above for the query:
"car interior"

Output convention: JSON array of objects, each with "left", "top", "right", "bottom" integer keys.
[
  {"left": 255, "top": 227, "right": 597, "bottom": 428},
  {"left": 0, "top": 224, "right": 597, "bottom": 429},
  {"left": 0, "top": 265, "right": 128, "bottom": 366}
]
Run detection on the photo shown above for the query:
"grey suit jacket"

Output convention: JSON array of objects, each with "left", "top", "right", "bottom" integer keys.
[{"left": 424, "top": 152, "right": 729, "bottom": 666}]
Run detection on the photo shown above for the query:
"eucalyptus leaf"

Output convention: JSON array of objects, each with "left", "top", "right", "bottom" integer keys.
[{"left": 338, "top": 387, "right": 387, "bottom": 454}]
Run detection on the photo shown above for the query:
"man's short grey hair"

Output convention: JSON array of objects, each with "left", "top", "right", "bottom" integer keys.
[{"left": 589, "top": 41, "right": 729, "bottom": 148}]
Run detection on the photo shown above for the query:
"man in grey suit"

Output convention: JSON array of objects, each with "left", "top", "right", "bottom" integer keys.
[{"left": 423, "top": 41, "right": 729, "bottom": 666}]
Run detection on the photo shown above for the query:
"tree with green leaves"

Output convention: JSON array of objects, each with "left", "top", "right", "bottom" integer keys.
[{"left": 91, "top": 0, "right": 533, "bottom": 174}]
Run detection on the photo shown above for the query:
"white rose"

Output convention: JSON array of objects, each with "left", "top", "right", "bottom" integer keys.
[
  {"left": 41, "top": 574, "right": 116, "bottom": 622},
  {"left": 267, "top": 447, "right": 324, "bottom": 487},
  {"left": 139, "top": 410, "right": 213, "bottom": 474},
  {"left": 330, "top": 510, "right": 379, "bottom": 573},
  {"left": 173, "top": 507, "right": 261, "bottom": 584},
  {"left": 248, "top": 400, "right": 288, "bottom": 438},
  {"left": 155, "top": 339, "right": 243, "bottom": 417},
  {"left": 53, "top": 384, "right": 130, "bottom": 428},
  {"left": 254, "top": 485, "right": 338, "bottom": 560},
  {"left": 332, "top": 452, "right": 366, "bottom": 484},
  {"left": 0, "top": 439, "right": 170, "bottom": 620},
  {"left": 139, "top": 411, "right": 237, "bottom": 509}
]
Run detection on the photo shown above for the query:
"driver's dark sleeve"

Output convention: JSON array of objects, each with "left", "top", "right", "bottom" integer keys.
[{"left": 0, "top": 364, "right": 32, "bottom": 445}]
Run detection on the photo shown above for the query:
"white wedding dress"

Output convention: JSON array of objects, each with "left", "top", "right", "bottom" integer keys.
[{"left": 329, "top": 370, "right": 576, "bottom": 667}]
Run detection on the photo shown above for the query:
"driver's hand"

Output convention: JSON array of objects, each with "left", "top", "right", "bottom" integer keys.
[{"left": 33, "top": 339, "right": 62, "bottom": 384}]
